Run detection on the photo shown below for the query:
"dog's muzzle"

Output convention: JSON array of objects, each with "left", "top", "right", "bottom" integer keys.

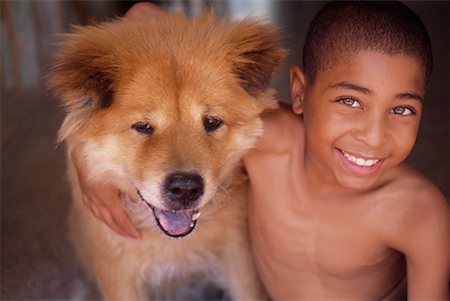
[{"left": 138, "top": 172, "right": 205, "bottom": 238}]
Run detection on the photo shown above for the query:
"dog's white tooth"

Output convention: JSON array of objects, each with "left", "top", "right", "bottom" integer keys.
[
  {"left": 192, "top": 212, "right": 201, "bottom": 221},
  {"left": 190, "top": 222, "right": 195, "bottom": 228}
]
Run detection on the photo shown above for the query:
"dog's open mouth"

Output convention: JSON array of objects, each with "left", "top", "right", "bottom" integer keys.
[
  {"left": 136, "top": 191, "right": 201, "bottom": 238},
  {"left": 151, "top": 207, "right": 201, "bottom": 238}
]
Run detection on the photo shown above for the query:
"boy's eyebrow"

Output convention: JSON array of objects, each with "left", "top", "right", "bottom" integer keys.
[
  {"left": 329, "top": 81, "right": 424, "bottom": 103},
  {"left": 329, "top": 81, "right": 372, "bottom": 95},
  {"left": 396, "top": 92, "right": 424, "bottom": 103}
]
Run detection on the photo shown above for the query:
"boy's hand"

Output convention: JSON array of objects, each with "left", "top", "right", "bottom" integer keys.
[
  {"left": 71, "top": 147, "right": 141, "bottom": 239},
  {"left": 124, "top": 2, "right": 167, "bottom": 20}
]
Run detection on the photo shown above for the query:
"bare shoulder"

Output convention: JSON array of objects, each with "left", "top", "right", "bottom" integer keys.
[
  {"left": 376, "top": 164, "right": 449, "bottom": 249},
  {"left": 394, "top": 165, "right": 447, "bottom": 211},
  {"left": 382, "top": 164, "right": 448, "bottom": 222},
  {"left": 250, "top": 102, "right": 303, "bottom": 154}
]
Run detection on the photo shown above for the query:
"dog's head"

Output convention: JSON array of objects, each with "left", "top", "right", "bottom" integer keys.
[{"left": 48, "top": 13, "right": 286, "bottom": 237}]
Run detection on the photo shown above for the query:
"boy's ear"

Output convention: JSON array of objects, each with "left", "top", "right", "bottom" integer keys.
[
  {"left": 290, "top": 65, "right": 307, "bottom": 114},
  {"left": 227, "top": 19, "right": 287, "bottom": 96}
]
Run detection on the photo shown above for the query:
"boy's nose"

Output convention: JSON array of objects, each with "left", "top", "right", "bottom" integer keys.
[{"left": 355, "top": 114, "right": 389, "bottom": 147}]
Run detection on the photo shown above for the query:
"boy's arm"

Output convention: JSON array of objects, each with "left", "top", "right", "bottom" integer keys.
[{"left": 395, "top": 188, "right": 449, "bottom": 300}]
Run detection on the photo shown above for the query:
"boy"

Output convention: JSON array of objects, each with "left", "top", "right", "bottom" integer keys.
[{"left": 72, "top": 1, "right": 449, "bottom": 299}]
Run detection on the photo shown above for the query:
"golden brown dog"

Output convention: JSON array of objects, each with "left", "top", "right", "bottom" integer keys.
[{"left": 48, "top": 12, "right": 285, "bottom": 300}]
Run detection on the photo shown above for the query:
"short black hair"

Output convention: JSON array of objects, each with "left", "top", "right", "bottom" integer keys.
[{"left": 303, "top": 1, "right": 433, "bottom": 84}]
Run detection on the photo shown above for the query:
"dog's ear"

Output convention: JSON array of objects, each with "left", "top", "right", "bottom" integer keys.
[
  {"left": 227, "top": 19, "right": 287, "bottom": 96},
  {"left": 47, "top": 25, "right": 119, "bottom": 113},
  {"left": 47, "top": 24, "right": 122, "bottom": 141}
]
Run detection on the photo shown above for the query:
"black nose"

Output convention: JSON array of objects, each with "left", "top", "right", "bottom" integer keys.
[{"left": 163, "top": 173, "right": 204, "bottom": 207}]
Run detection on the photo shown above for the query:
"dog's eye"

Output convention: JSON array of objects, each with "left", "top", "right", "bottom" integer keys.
[
  {"left": 131, "top": 122, "right": 153, "bottom": 135},
  {"left": 204, "top": 115, "right": 223, "bottom": 132}
]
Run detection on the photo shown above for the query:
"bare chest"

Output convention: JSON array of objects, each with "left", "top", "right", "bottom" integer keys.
[
  {"left": 248, "top": 191, "right": 406, "bottom": 299},
  {"left": 251, "top": 199, "right": 384, "bottom": 268}
]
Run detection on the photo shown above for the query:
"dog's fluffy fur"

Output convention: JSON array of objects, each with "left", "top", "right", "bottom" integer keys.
[{"left": 48, "top": 12, "right": 285, "bottom": 300}]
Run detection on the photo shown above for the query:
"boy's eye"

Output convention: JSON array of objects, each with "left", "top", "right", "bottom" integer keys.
[
  {"left": 390, "top": 106, "right": 414, "bottom": 116},
  {"left": 339, "top": 97, "right": 361, "bottom": 108}
]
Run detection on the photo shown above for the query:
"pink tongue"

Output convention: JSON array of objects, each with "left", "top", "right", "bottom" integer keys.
[{"left": 153, "top": 208, "right": 195, "bottom": 237}]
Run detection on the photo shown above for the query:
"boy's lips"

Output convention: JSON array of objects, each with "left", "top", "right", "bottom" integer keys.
[
  {"left": 341, "top": 150, "right": 380, "bottom": 167},
  {"left": 337, "top": 148, "right": 384, "bottom": 176}
]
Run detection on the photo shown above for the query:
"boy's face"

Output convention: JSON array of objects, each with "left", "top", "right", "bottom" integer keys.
[{"left": 291, "top": 51, "right": 425, "bottom": 190}]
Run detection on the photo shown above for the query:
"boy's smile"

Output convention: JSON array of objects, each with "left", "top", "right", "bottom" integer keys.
[
  {"left": 337, "top": 148, "right": 383, "bottom": 176},
  {"left": 291, "top": 51, "right": 425, "bottom": 191}
]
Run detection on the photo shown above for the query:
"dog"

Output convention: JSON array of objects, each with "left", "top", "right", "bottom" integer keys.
[{"left": 48, "top": 11, "right": 285, "bottom": 300}]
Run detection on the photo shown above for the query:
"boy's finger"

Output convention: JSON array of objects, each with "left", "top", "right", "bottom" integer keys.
[
  {"left": 106, "top": 220, "right": 130, "bottom": 238},
  {"left": 83, "top": 197, "right": 127, "bottom": 237},
  {"left": 100, "top": 192, "right": 141, "bottom": 239},
  {"left": 99, "top": 208, "right": 131, "bottom": 238},
  {"left": 82, "top": 192, "right": 139, "bottom": 239},
  {"left": 91, "top": 187, "right": 120, "bottom": 207},
  {"left": 87, "top": 199, "right": 102, "bottom": 220},
  {"left": 110, "top": 208, "right": 141, "bottom": 239}
]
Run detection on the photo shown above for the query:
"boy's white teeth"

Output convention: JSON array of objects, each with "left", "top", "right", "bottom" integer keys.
[
  {"left": 192, "top": 212, "right": 201, "bottom": 221},
  {"left": 342, "top": 150, "right": 379, "bottom": 167}
]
